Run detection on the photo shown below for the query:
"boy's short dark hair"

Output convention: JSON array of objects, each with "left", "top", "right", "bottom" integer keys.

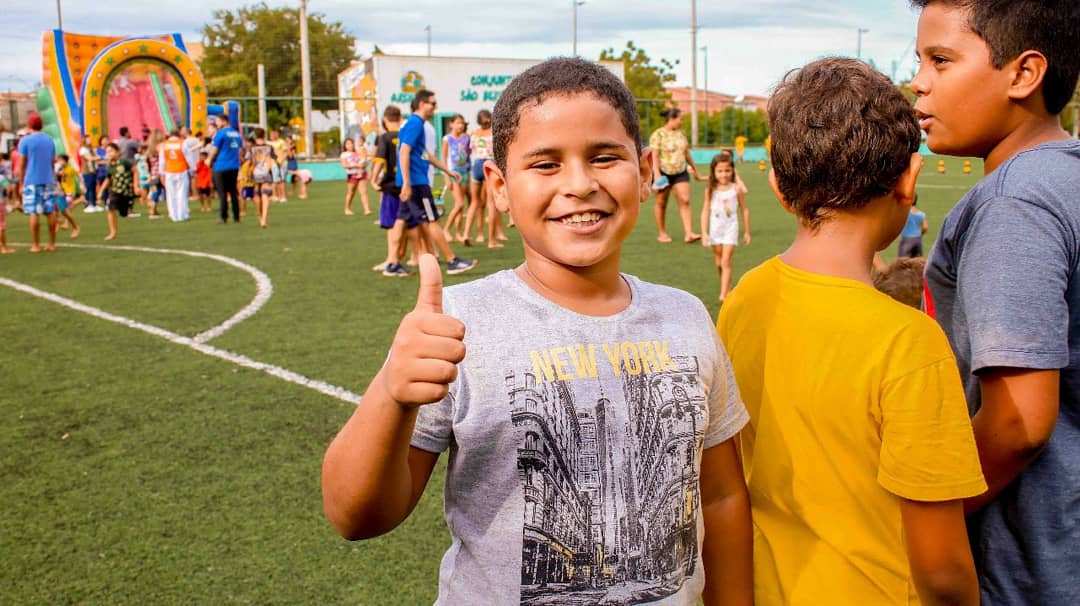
[
  {"left": 199, "top": 151, "right": 208, "bottom": 157},
  {"left": 106, "top": 142, "right": 120, "bottom": 152},
  {"left": 253, "top": 127, "right": 266, "bottom": 139},
  {"left": 492, "top": 57, "right": 640, "bottom": 173},
  {"left": 768, "top": 57, "right": 920, "bottom": 228},
  {"left": 873, "top": 257, "right": 927, "bottom": 309},
  {"left": 383, "top": 105, "right": 402, "bottom": 122},
  {"left": 911, "top": 0, "right": 1080, "bottom": 114},
  {"left": 58, "top": 154, "right": 69, "bottom": 162},
  {"left": 119, "top": 126, "right": 130, "bottom": 137}
]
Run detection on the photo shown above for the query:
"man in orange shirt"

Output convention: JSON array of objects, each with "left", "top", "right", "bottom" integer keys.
[{"left": 159, "top": 129, "right": 190, "bottom": 221}]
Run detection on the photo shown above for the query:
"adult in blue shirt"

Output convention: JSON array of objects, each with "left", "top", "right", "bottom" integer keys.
[
  {"left": 17, "top": 112, "right": 58, "bottom": 252},
  {"left": 897, "top": 200, "right": 927, "bottom": 258},
  {"left": 207, "top": 114, "right": 243, "bottom": 223},
  {"left": 381, "top": 89, "right": 475, "bottom": 277}
]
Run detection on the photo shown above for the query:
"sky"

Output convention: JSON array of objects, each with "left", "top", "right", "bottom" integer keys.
[{"left": 1, "top": 1, "right": 922, "bottom": 96}]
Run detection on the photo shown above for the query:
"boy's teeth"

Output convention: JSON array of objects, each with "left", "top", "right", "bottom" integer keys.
[{"left": 561, "top": 212, "right": 601, "bottom": 225}]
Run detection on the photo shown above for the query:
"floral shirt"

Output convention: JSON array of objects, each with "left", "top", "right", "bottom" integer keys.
[{"left": 649, "top": 127, "right": 689, "bottom": 175}]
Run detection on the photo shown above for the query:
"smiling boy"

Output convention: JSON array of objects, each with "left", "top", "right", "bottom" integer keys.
[
  {"left": 322, "top": 58, "right": 752, "bottom": 605},
  {"left": 911, "top": 1, "right": 1080, "bottom": 604}
]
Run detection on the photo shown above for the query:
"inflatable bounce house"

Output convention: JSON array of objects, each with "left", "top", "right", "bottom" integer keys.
[{"left": 38, "top": 30, "right": 239, "bottom": 162}]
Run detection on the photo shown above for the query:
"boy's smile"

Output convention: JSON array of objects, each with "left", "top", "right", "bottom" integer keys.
[
  {"left": 911, "top": 3, "right": 1013, "bottom": 158},
  {"left": 489, "top": 93, "right": 649, "bottom": 270}
]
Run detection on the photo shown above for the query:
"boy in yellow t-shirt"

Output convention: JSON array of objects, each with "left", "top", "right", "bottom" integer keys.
[{"left": 717, "top": 57, "right": 986, "bottom": 606}]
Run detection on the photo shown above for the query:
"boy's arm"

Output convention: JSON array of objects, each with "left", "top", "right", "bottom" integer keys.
[
  {"left": 739, "top": 190, "right": 751, "bottom": 245},
  {"left": 921, "top": 217, "right": 929, "bottom": 234},
  {"left": 966, "top": 369, "right": 1059, "bottom": 513},
  {"left": 322, "top": 256, "right": 464, "bottom": 540},
  {"left": 700, "top": 438, "right": 753, "bottom": 606},
  {"left": 398, "top": 143, "right": 412, "bottom": 200},
  {"left": 699, "top": 192, "right": 711, "bottom": 247},
  {"left": 17, "top": 154, "right": 26, "bottom": 190},
  {"left": 369, "top": 158, "right": 385, "bottom": 190},
  {"left": 900, "top": 499, "right": 979, "bottom": 606}
]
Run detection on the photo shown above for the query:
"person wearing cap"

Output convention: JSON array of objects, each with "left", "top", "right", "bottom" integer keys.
[{"left": 17, "top": 112, "right": 59, "bottom": 252}]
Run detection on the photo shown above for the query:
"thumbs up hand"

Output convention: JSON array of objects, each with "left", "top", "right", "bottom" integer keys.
[{"left": 381, "top": 254, "right": 467, "bottom": 407}]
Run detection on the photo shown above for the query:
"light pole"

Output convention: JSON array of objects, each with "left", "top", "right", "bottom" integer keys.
[
  {"left": 700, "top": 46, "right": 708, "bottom": 145},
  {"left": 572, "top": 1, "right": 585, "bottom": 57},
  {"left": 299, "top": 0, "right": 313, "bottom": 158},
  {"left": 690, "top": 0, "right": 698, "bottom": 147},
  {"left": 425, "top": 25, "right": 431, "bottom": 56},
  {"left": 857, "top": 28, "right": 870, "bottom": 60},
  {"left": 56, "top": 0, "right": 63, "bottom": 29}
]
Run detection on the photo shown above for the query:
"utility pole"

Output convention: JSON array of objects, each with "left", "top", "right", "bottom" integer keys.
[
  {"left": 257, "top": 64, "right": 267, "bottom": 131},
  {"left": 690, "top": 0, "right": 698, "bottom": 147},
  {"left": 299, "top": 0, "right": 314, "bottom": 157},
  {"left": 572, "top": 1, "right": 585, "bottom": 56},
  {"left": 425, "top": 25, "right": 431, "bottom": 56},
  {"left": 701, "top": 45, "right": 708, "bottom": 144},
  {"left": 857, "top": 28, "right": 870, "bottom": 60}
]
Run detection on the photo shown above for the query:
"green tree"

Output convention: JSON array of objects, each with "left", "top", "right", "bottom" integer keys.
[
  {"left": 599, "top": 41, "right": 679, "bottom": 138},
  {"left": 199, "top": 3, "right": 356, "bottom": 112}
]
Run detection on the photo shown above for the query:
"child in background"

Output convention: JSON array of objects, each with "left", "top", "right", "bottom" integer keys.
[
  {"left": 53, "top": 154, "right": 81, "bottom": 237},
  {"left": 873, "top": 257, "right": 926, "bottom": 309},
  {"left": 340, "top": 138, "right": 368, "bottom": 216},
  {"left": 718, "top": 58, "right": 985, "bottom": 605},
  {"left": 146, "top": 140, "right": 164, "bottom": 219},
  {"left": 135, "top": 144, "right": 151, "bottom": 211},
  {"left": 701, "top": 151, "right": 750, "bottom": 303},
  {"left": 369, "top": 105, "right": 418, "bottom": 272},
  {"left": 0, "top": 169, "right": 11, "bottom": 253},
  {"left": 98, "top": 142, "right": 136, "bottom": 241},
  {"left": 294, "top": 168, "right": 311, "bottom": 200},
  {"left": 913, "top": 2, "right": 1080, "bottom": 602},
  {"left": 196, "top": 152, "right": 213, "bottom": 212},
  {"left": 285, "top": 145, "right": 302, "bottom": 199},
  {"left": 441, "top": 114, "right": 470, "bottom": 242},
  {"left": 322, "top": 57, "right": 753, "bottom": 605},
  {"left": 238, "top": 143, "right": 255, "bottom": 219},
  {"left": 897, "top": 196, "right": 927, "bottom": 257},
  {"left": 463, "top": 109, "right": 494, "bottom": 245},
  {"left": 249, "top": 128, "right": 275, "bottom": 228}
]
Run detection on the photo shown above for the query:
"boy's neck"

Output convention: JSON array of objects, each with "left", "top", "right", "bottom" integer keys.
[
  {"left": 518, "top": 251, "right": 630, "bottom": 316},
  {"left": 780, "top": 206, "right": 891, "bottom": 286},
  {"left": 984, "top": 113, "right": 1070, "bottom": 174}
]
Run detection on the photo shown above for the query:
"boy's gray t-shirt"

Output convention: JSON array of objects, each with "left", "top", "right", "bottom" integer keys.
[
  {"left": 407, "top": 270, "right": 748, "bottom": 605},
  {"left": 925, "top": 140, "right": 1080, "bottom": 606}
]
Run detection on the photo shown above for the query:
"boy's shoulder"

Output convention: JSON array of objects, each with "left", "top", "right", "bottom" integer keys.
[{"left": 970, "top": 140, "right": 1080, "bottom": 208}]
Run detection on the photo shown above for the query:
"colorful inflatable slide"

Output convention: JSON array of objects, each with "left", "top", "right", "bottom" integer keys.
[{"left": 38, "top": 30, "right": 214, "bottom": 162}]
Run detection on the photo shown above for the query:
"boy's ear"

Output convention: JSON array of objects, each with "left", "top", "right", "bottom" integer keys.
[
  {"left": 767, "top": 169, "right": 796, "bottom": 215},
  {"left": 894, "top": 152, "right": 923, "bottom": 208},
  {"left": 484, "top": 159, "right": 511, "bottom": 213},
  {"left": 638, "top": 147, "right": 656, "bottom": 203},
  {"left": 1006, "top": 50, "right": 1049, "bottom": 105}
]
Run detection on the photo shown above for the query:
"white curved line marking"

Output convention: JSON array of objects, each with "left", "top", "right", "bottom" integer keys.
[
  {"left": 1, "top": 244, "right": 363, "bottom": 405},
  {"left": 27, "top": 243, "right": 272, "bottom": 343},
  {"left": 0, "top": 276, "right": 363, "bottom": 404}
]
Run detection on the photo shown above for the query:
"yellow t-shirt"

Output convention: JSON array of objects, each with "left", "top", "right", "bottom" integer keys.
[
  {"left": 649, "top": 127, "right": 689, "bottom": 175},
  {"left": 57, "top": 164, "right": 80, "bottom": 196},
  {"left": 717, "top": 257, "right": 986, "bottom": 605}
]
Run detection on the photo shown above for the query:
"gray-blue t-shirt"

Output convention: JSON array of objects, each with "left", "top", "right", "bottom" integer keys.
[
  {"left": 925, "top": 139, "right": 1080, "bottom": 606},
  {"left": 408, "top": 270, "right": 749, "bottom": 605}
]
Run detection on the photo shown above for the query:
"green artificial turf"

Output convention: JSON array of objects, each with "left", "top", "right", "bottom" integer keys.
[{"left": 0, "top": 156, "right": 982, "bottom": 604}]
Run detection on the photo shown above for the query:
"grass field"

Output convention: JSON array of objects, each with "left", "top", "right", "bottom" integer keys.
[{"left": 0, "top": 156, "right": 982, "bottom": 604}]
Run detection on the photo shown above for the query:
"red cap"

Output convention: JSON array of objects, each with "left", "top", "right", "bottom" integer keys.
[{"left": 27, "top": 112, "right": 43, "bottom": 130}]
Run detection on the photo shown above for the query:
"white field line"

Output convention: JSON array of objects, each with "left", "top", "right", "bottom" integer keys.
[
  {"left": 1, "top": 244, "right": 363, "bottom": 405},
  {"left": 17, "top": 243, "right": 273, "bottom": 344}
]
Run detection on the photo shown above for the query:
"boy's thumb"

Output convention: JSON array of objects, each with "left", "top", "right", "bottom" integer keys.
[{"left": 414, "top": 254, "right": 443, "bottom": 313}]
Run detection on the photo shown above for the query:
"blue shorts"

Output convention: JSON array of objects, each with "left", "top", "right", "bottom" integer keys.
[
  {"left": 397, "top": 185, "right": 439, "bottom": 225},
  {"left": 241, "top": 186, "right": 255, "bottom": 200},
  {"left": 470, "top": 159, "right": 487, "bottom": 182},
  {"left": 380, "top": 191, "right": 419, "bottom": 229},
  {"left": 22, "top": 184, "right": 60, "bottom": 215}
]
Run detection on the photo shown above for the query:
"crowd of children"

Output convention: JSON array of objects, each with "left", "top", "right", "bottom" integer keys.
[{"left": 323, "top": 2, "right": 1080, "bottom": 605}]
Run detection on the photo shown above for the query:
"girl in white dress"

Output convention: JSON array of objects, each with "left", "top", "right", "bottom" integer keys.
[{"left": 701, "top": 151, "right": 751, "bottom": 303}]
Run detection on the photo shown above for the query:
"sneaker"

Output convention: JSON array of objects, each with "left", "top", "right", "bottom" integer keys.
[
  {"left": 127, "top": 212, "right": 141, "bottom": 218},
  {"left": 371, "top": 261, "right": 389, "bottom": 272},
  {"left": 83, "top": 206, "right": 95, "bottom": 213},
  {"left": 382, "top": 262, "right": 411, "bottom": 277},
  {"left": 446, "top": 257, "right": 478, "bottom": 275}
]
